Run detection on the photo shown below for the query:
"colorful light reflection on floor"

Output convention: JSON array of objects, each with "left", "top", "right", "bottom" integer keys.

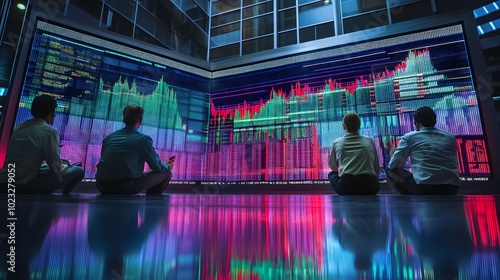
[{"left": 1, "top": 194, "right": 499, "bottom": 280}]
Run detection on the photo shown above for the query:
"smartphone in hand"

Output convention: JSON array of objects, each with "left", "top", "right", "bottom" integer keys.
[{"left": 166, "top": 156, "right": 175, "bottom": 170}]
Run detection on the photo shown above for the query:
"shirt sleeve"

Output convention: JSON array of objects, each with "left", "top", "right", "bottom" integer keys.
[
  {"left": 387, "top": 135, "right": 409, "bottom": 169},
  {"left": 328, "top": 142, "right": 338, "bottom": 171},
  {"left": 44, "top": 129, "right": 64, "bottom": 173},
  {"left": 140, "top": 135, "right": 170, "bottom": 172}
]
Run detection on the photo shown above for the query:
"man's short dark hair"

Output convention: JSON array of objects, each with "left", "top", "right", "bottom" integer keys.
[
  {"left": 414, "top": 106, "right": 436, "bottom": 127},
  {"left": 31, "top": 95, "right": 57, "bottom": 118},
  {"left": 343, "top": 112, "right": 361, "bottom": 133},
  {"left": 123, "top": 105, "right": 144, "bottom": 126}
]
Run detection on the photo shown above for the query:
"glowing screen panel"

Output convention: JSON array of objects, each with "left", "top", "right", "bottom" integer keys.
[
  {"left": 14, "top": 21, "right": 210, "bottom": 180},
  {"left": 10, "top": 22, "right": 491, "bottom": 183},
  {"left": 208, "top": 24, "right": 490, "bottom": 182}
]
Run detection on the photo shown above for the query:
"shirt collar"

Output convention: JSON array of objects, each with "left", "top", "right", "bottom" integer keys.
[
  {"left": 419, "top": 127, "right": 436, "bottom": 132},
  {"left": 345, "top": 132, "right": 360, "bottom": 137},
  {"left": 30, "top": 118, "right": 49, "bottom": 125},
  {"left": 124, "top": 125, "right": 137, "bottom": 130}
]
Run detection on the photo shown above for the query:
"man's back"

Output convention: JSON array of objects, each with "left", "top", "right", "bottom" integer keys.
[
  {"left": 96, "top": 126, "right": 167, "bottom": 182},
  {"left": 388, "top": 127, "right": 460, "bottom": 186},
  {"left": 331, "top": 134, "right": 379, "bottom": 177},
  {"left": 0, "top": 119, "right": 61, "bottom": 184},
  {"left": 95, "top": 105, "right": 172, "bottom": 195}
]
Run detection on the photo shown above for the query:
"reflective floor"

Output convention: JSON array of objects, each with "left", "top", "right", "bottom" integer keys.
[{"left": 1, "top": 194, "right": 500, "bottom": 280}]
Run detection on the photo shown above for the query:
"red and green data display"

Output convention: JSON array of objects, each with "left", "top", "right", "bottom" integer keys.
[
  {"left": 8, "top": 23, "right": 490, "bottom": 182},
  {"left": 207, "top": 25, "right": 490, "bottom": 181}
]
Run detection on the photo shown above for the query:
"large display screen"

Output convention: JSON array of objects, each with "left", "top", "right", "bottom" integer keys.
[
  {"left": 4, "top": 21, "right": 492, "bottom": 183},
  {"left": 12, "top": 21, "right": 211, "bottom": 180},
  {"left": 208, "top": 24, "right": 491, "bottom": 182}
]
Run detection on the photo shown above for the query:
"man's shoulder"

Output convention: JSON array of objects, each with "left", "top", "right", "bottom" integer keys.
[
  {"left": 360, "top": 135, "right": 377, "bottom": 146},
  {"left": 136, "top": 130, "right": 152, "bottom": 138},
  {"left": 333, "top": 136, "right": 345, "bottom": 146},
  {"left": 333, "top": 134, "right": 370, "bottom": 146},
  {"left": 17, "top": 119, "right": 56, "bottom": 134},
  {"left": 425, "top": 127, "right": 455, "bottom": 139},
  {"left": 405, "top": 127, "right": 455, "bottom": 143},
  {"left": 402, "top": 130, "right": 418, "bottom": 137},
  {"left": 402, "top": 129, "right": 445, "bottom": 139},
  {"left": 359, "top": 134, "right": 374, "bottom": 141},
  {"left": 435, "top": 128, "right": 454, "bottom": 137},
  {"left": 128, "top": 129, "right": 153, "bottom": 143},
  {"left": 107, "top": 128, "right": 151, "bottom": 139}
]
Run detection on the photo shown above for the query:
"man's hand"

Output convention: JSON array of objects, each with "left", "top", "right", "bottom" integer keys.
[{"left": 166, "top": 156, "right": 175, "bottom": 170}]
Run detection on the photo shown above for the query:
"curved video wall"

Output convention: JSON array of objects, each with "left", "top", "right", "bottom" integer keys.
[{"left": 2, "top": 20, "right": 492, "bottom": 183}]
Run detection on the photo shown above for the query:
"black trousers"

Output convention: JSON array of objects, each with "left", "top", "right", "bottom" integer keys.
[
  {"left": 328, "top": 172, "right": 380, "bottom": 195},
  {"left": 385, "top": 167, "right": 459, "bottom": 195},
  {"left": 96, "top": 170, "right": 172, "bottom": 195}
]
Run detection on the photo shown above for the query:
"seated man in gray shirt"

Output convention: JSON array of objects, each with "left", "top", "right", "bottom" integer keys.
[
  {"left": 95, "top": 105, "right": 174, "bottom": 195},
  {"left": 328, "top": 112, "right": 380, "bottom": 195},
  {"left": 0, "top": 94, "right": 84, "bottom": 194},
  {"left": 386, "top": 106, "right": 460, "bottom": 194}
]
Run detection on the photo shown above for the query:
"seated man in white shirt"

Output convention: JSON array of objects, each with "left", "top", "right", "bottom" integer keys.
[
  {"left": 328, "top": 112, "right": 380, "bottom": 195},
  {"left": 0, "top": 95, "right": 84, "bottom": 194},
  {"left": 386, "top": 106, "right": 460, "bottom": 194}
]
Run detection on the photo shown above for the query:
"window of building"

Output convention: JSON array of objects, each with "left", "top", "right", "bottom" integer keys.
[
  {"left": 136, "top": 5, "right": 156, "bottom": 35},
  {"left": 243, "top": 1, "right": 273, "bottom": 18},
  {"left": 242, "top": 14, "right": 273, "bottom": 40},
  {"left": 341, "top": 0, "right": 386, "bottom": 17},
  {"left": 242, "top": 35, "right": 273, "bottom": 54},
  {"left": 102, "top": 6, "right": 134, "bottom": 37},
  {"left": 212, "top": 0, "right": 241, "bottom": 15},
  {"left": 210, "top": 42, "right": 240, "bottom": 60},
  {"left": 299, "top": 1, "right": 334, "bottom": 27},
  {"left": 104, "top": 0, "right": 136, "bottom": 21},
  {"left": 278, "top": 8, "right": 296, "bottom": 31},
  {"left": 343, "top": 10, "right": 389, "bottom": 34},
  {"left": 243, "top": 0, "right": 269, "bottom": 6},
  {"left": 299, "top": 21, "right": 334, "bottom": 43},
  {"left": 212, "top": 10, "right": 241, "bottom": 27},
  {"left": 278, "top": 30, "right": 297, "bottom": 47},
  {"left": 211, "top": 22, "right": 240, "bottom": 46},
  {"left": 134, "top": 27, "right": 167, "bottom": 48},
  {"left": 278, "top": 0, "right": 295, "bottom": 10},
  {"left": 390, "top": 0, "right": 433, "bottom": 24}
]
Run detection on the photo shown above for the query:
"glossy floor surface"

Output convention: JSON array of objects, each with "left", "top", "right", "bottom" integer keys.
[{"left": 1, "top": 194, "right": 500, "bottom": 280}]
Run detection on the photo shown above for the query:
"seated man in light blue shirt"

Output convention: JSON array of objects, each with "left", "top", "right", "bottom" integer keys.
[
  {"left": 96, "top": 105, "right": 174, "bottom": 195},
  {"left": 328, "top": 112, "right": 380, "bottom": 195},
  {"left": 386, "top": 106, "right": 460, "bottom": 194}
]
